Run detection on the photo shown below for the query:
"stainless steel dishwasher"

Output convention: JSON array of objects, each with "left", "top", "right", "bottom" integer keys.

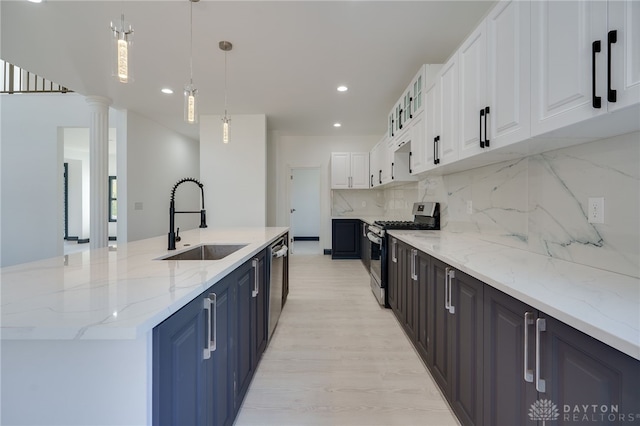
[{"left": 268, "top": 237, "right": 288, "bottom": 341}]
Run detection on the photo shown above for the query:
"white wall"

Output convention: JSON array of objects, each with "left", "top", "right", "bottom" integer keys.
[
  {"left": 200, "top": 115, "right": 266, "bottom": 227},
  {"left": 125, "top": 111, "right": 200, "bottom": 242},
  {"left": 1, "top": 94, "right": 89, "bottom": 267},
  {"left": 270, "top": 133, "right": 379, "bottom": 250}
]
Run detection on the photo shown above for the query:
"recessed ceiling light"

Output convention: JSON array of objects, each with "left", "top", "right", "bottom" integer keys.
[
  {"left": 27, "top": 0, "right": 43, "bottom": 3},
  {"left": 333, "top": 123, "right": 342, "bottom": 128},
  {"left": 161, "top": 88, "right": 174, "bottom": 94},
  {"left": 337, "top": 85, "right": 348, "bottom": 92}
]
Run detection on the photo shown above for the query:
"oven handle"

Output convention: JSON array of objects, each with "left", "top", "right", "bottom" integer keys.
[{"left": 366, "top": 232, "right": 382, "bottom": 245}]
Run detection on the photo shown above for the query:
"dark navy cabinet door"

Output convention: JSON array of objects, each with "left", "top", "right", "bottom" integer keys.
[
  {"left": 234, "top": 261, "right": 256, "bottom": 409},
  {"left": 208, "top": 277, "right": 234, "bottom": 426},
  {"left": 153, "top": 293, "right": 207, "bottom": 426},
  {"left": 253, "top": 250, "right": 268, "bottom": 361}
]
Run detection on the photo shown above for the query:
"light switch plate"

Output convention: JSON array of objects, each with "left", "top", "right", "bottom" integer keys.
[{"left": 588, "top": 197, "right": 604, "bottom": 224}]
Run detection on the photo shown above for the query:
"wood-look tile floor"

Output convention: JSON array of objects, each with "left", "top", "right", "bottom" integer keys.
[{"left": 234, "top": 255, "right": 459, "bottom": 426}]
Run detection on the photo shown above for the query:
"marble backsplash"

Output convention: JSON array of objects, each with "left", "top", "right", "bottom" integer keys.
[
  {"left": 387, "top": 131, "right": 640, "bottom": 278},
  {"left": 331, "top": 132, "right": 639, "bottom": 277}
]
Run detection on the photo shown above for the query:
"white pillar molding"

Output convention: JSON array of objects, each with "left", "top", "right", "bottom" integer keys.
[{"left": 85, "top": 96, "right": 112, "bottom": 249}]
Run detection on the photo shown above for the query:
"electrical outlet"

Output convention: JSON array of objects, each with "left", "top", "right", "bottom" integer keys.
[
  {"left": 466, "top": 200, "right": 473, "bottom": 215},
  {"left": 588, "top": 197, "right": 604, "bottom": 224}
]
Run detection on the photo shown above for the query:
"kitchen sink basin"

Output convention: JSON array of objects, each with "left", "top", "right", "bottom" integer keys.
[{"left": 159, "top": 244, "right": 248, "bottom": 261}]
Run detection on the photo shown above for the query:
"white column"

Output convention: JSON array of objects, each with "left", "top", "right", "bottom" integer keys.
[{"left": 86, "top": 96, "right": 112, "bottom": 249}]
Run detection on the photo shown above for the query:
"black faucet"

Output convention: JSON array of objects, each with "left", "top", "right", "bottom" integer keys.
[{"left": 168, "top": 178, "right": 207, "bottom": 250}]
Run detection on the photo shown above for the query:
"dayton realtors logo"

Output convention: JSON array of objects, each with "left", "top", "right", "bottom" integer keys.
[
  {"left": 529, "top": 399, "right": 640, "bottom": 423},
  {"left": 529, "top": 399, "right": 560, "bottom": 425}
]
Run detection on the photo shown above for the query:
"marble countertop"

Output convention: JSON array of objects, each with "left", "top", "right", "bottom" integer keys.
[
  {"left": 388, "top": 230, "right": 640, "bottom": 361},
  {"left": 1, "top": 227, "right": 288, "bottom": 340}
]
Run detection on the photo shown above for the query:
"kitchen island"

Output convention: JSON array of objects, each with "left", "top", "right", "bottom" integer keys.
[{"left": 1, "top": 227, "right": 288, "bottom": 426}]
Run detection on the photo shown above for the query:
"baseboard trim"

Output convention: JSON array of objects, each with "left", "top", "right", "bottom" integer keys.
[
  {"left": 323, "top": 249, "right": 332, "bottom": 255},
  {"left": 293, "top": 236, "right": 320, "bottom": 241}
]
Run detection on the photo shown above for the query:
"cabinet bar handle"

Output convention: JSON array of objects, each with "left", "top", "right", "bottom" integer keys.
[
  {"left": 370, "top": 174, "right": 373, "bottom": 187},
  {"left": 479, "top": 109, "right": 485, "bottom": 148},
  {"left": 484, "top": 106, "right": 490, "bottom": 147},
  {"left": 391, "top": 119, "right": 394, "bottom": 137},
  {"left": 592, "top": 40, "right": 602, "bottom": 108},
  {"left": 523, "top": 312, "right": 534, "bottom": 383},
  {"left": 379, "top": 170, "right": 382, "bottom": 184},
  {"left": 411, "top": 249, "right": 418, "bottom": 281},
  {"left": 392, "top": 238, "right": 397, "bottom": 263},
  {"left": 435, "top": 136, "right": 440, "bottom": 164},
  {"left": 210, "top": 293, "right": 217, "bottom": 353},
  {"left": 399, "top": 108, "right": 403, "bottom": 129},
  {"left": 391, "top": 162, "right": 395, "bottom": 180},
  {"left": 203, "top": 298, "right": 212, "bottom": 360},
  {"left": 409, "top": 151, "right": 412, "bottom": 174},
  {"left": 252, "top": 258, "right": 259, "bottom": 297},
  {"left": 433, "top": 137, "right": 438, "bottom": 165},
  {"left": 608, "top": 30, "right": 617, "bottom": 103},
  {"left": 447, "top": 268, "right": 455, "bottom": 314},
  {"left": 444, "top": 267, "right": 451, "bottom": 311},
  {"left": 535, "top": 318, "right": 546, "bottom": 393},
  {"left": 409, "top": 97, "right": 413, "bottom": 119}
]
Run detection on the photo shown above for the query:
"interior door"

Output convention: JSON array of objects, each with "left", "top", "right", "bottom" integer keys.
[{"left": 289, "top": 167, "right": 321, "bottom": 254}]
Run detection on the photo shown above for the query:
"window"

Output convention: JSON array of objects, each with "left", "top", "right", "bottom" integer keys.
[{"left": 109, "top": 176, "right": 117, "bottom": 222}]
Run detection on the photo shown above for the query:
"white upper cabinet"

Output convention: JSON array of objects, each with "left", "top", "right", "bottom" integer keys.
[
  {"left": 487, "top": 0, "right": 531, "bottom": 148},
  {"left": 531, "top": 1, "right": 607, "bottom": 135},
  {"left": 330, "top": 152, "right": 370, "bottom": 189},
  {"left": 408, "top": 111, "right": 426, "bottom": 174},
  {"left": 422, "top": 56, "right": 459, "bottom": 171},
  {"left": 459, "top": 21, "right": 488, "bottom": 159},
  {"left": 608, "top": 0, "right": 640, "bottom": 112},
  {"left": 459, "top": 0, "right": 531, "bottom": 160},
  {"left": 438, "top": 54, "right": 460, "bottom": 166},
  {"left": 531, "top": 0, "right": 639, "bottom": 136}
]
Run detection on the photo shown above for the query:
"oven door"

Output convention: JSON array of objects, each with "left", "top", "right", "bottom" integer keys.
[{"left": 367, "top": 230, "right": 384, "bottom": 305}]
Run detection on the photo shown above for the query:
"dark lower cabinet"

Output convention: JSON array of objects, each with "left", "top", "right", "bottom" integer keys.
[
  {"left": 152, "top": 289, "right": 209, "bottom": 426},
  {"left": 153, "top": 248, "right": 270, "bottom": 426},
  {"left": 449, "top": 269, "right": 484, "bottom": 426},
  {"left": 234, "top": 261, "right": 256, "bottom": 408},
  {"left": 428, "top": 256, "right": 452, "bottom": 396},
  {"left": 483, "top": 285, "right": 537, "bottom": 426},
  {"left": 387, "top": 238, "right": 640, "bottom": 426},
  {"left": 209, "top": 278, "right": 234, "bottom": 426},
  {"left": 331, "top": 219, "right": 361, "bottom": 259},
  {"left": 540, "top": 315, "right": 640, "bottom": 425}
]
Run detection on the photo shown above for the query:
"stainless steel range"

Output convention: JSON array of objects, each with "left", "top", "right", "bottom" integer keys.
[{"left": 367, "top": 202, "right": 440, "bottom": 307}]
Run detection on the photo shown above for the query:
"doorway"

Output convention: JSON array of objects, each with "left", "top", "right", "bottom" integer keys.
[{"left": 289, "top": 167, "right": 321, "bottom": 255}]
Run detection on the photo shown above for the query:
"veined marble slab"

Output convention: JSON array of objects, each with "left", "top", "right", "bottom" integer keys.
[
  {"left": 388, "top": 230, "right": 640, "bottom": 361},
  {"left": 0, "top": 227, "right": 288, "bottom": 340}
]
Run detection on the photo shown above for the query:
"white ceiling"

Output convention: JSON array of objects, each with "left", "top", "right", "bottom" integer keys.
[{"left": 1, "top": 0, "right": 495, "bottom": 141}]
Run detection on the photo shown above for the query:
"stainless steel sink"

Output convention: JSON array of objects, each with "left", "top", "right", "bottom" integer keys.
[{"left": 159, "top": 244, "right": 248, "bottom": 261}]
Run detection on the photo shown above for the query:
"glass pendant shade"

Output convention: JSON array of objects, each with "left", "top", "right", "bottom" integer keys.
[
  {"left": 222, "top": 116, "right": 230, "bottom": 143},
  {"left": 184, "top": 84, "right": 198, "bottom": 124},
  {"left": 110, "top": 15, "right": 134, "bottom": 83}
]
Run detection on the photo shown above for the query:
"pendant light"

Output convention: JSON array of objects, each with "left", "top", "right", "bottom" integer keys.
[
  {"left": 184, "top": 0, "right": 199, "bottom": 124},
  {"left": 219, "top": 41, "right": 232, "bottom": 143},
  {"left": 110, "top": 14, "right": 134, "bottom": 83}
]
